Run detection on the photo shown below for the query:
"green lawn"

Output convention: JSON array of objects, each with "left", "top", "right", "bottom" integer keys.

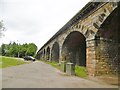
[
  {"left": 0, "top": 56, "right": 27, "bottom": 68},
  {"left": 75, "top": 65, "right": 87, "bottom": 78}
]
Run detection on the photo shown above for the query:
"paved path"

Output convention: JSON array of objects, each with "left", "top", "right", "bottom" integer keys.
[{"left": 2, "top": 61, "right": 118, "bottom": 88}]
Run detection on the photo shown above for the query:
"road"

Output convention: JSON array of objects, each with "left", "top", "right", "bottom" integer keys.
[{"left": 2, "top": 61, "right": 118, "bottom": 88}]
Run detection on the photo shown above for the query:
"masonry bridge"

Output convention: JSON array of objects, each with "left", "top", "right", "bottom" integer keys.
[{"left": 36, "top": 1, "right": 120, "bottom": 76}]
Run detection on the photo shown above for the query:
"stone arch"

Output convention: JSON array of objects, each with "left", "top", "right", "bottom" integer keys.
[
  {"left": 36, "top": 52, "right": 40, "bottom": 60},
  {"left": 96, "top": 7, "right": 119, "bottom": 40},
  {"left": 51, "top": 42, "right": 60, "bottom": 62},
  {"left": 40, "top": 51, "right": 43, "bottom": 60},
  {"left": 46, "top": 46, "right": 50, "bottom": 60},
  {"left": 43, "top": 49, "right": 46, "bottom": 60},
  {"left": 95, "top": 6, "right": 119, "bottom": 75},
  {"left": 60, "top": 28, "right": 86, "bottom": 47},
  {"left": 38, "top": 52, "right": 43, "bottom": 60},
  {"left": 62, "top": 31, "right": 86, "bottom": 66}
]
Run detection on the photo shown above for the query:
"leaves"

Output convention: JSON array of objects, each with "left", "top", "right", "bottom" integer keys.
[{"left": 0, "top": 42, "right": 37, "bottom": 58}]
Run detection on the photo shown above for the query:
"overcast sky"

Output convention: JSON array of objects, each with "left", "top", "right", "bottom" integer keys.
[{"left": 0, "top": 0, "right": 89, "bottom": 50}]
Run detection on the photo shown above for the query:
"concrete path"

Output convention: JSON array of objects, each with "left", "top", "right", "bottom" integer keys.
[{"left": 2, "top": 61, "right": 118, "bottom": 88}]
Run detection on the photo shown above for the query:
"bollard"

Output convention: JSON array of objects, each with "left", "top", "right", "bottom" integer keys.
[
  {"left": 60, "top": 61, "right": 66, "bottom": 72},
  {"left": 66, "top": 62, "right": 75, "bottom": 75}
]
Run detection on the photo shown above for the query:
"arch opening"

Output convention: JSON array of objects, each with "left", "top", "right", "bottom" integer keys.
[
  {"left": 96, "top": 7, "right": 119, "bottom": 41},
  {"left": 43, "top": 49, "right": 46, "bottom": 60},
  {"left": 46, "top": 46, "right": 50, "bottom": 60},
  {"left": 39, "top": 51, "right": 43, "bottom": 60},
  {"left": 36, "top": 52, "right": 40, "bottom": 60},
  {"left": 62, "top": 31, "right": 86, "bottom": 66},
  {"left": 51, "top": 42, "right": 59, "bottom": 62}
]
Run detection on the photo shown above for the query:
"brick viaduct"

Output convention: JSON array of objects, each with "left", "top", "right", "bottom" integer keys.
[{"left": 36, "top": 1, "right": 120, "bottom": 76}]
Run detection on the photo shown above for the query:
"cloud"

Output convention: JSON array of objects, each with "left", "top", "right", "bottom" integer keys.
[{"left": 0, "top": 0, "right": 89, "bottom": 49}]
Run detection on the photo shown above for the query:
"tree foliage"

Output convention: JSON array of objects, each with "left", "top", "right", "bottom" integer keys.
[{"left": 0, "top": 42, "right": 37, "bottom": 58}]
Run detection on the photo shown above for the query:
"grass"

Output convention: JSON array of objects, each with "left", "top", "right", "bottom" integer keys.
[
  {"left": 75, "top": 65, "right": 87, "bottom": 78},
  {"left": 40, "top": 60, "right": 87, "bottom": 78},
  {"left": 40, "top": 60, "right": 60, "bottom": 69},
  {"left": 0, "top": 56, "right": 27, "bottom": 68},
  {"left": 46, "top": 61, "right": 60, "bottom": 69}
]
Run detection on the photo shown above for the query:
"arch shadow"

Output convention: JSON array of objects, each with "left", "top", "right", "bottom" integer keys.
[
  {"left": 62, "top": 31, "right": 86, "bottom": 66},
  {"left": 51, "top": 42, "right": 60, "bottom": 62}
]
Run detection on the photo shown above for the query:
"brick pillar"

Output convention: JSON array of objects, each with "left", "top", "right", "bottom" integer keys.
[
  {"left": 86, "top": 39, "right": 96, "bottom": 76},
  {"left": 95, "top": 37, "right": 118, "bottom": 76},
  {"left": 59, "top": 46, "right": 62, "bottom": 63},
  {"left": 86, "top": 38, "right": 118, "bottom": 76}
]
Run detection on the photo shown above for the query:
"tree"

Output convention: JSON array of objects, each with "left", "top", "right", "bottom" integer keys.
[
  {"left": 1, "top": 44, "right": 9, "bottom": 56},
  {"left": 25, "top": 43, "right": 37, "bottom": 57},
  {"left": 0, "top": 42, "right": 38, "bottom": 58},
  {"left": 0, "top": 20, "right": 5, "bottom": 38}
]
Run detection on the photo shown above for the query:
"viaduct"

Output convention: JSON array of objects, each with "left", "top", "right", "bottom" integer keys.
[{"left": 36, "top": 1, "right": 120, "bottom": 76}]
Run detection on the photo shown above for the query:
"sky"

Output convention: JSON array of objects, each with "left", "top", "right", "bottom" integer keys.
[{"left": 0, "top": 0, "right": 89, "bottom": 50}]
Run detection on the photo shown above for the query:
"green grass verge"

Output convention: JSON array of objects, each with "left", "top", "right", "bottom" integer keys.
[
  {"left": 0, "top": 56, "right": 27, "bottom": 68},
  {"left": 75, "top": 65, "right": 87, "bottom": 78},
  {"left": 40, "top": 60, "right": 87, "bottom": 78},
  {"left": 40, "top": 60, "right": 60, "bottom": 69},
  {"left": 46, "top": 61, "right": 60, "bottom": 69}
]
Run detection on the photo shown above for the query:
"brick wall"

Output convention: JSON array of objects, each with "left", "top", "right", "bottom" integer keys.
[{"left": 95, "top": 38, "right": 118, "bottom": 76}]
